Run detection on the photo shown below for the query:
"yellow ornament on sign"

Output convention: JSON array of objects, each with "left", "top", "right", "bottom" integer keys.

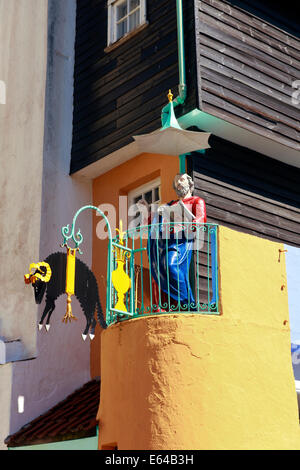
[
  {"left": 24, "top": 262, "right": 52, "bottom": 284},
  {"left": 111, "top": 220, "right": 131, "bottom": 313},
  {"left": 62, "top": 247, "right": 78, "bottom": 323}
]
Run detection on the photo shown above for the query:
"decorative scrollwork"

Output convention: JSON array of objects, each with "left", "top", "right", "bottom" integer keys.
[
  {"left": 169, "top": 303, "right": 181, "bottom": 312},
  {"left": 208, "top": 225, "right": 217, "bottom": 235},
  {"left": 61, "top": 205, "right": 112, "bottom": 255},
  {"left": 180, "top": 302, "right": 189, "bottom": 311},
  {"left": 61, "top": 224, "right": 83, "bottom": 254},
  {"left": 161, "top": 302, "right": 169, "bottom": 311}
]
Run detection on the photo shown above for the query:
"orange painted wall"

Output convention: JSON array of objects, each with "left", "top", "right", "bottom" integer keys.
[{"left": 91, "top": 152, "right": 180, "bottom": 377}]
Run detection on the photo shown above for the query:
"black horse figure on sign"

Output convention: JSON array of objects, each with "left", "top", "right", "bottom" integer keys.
[{"left": 25, "top": 252, "right": 107, "bottom": 340}]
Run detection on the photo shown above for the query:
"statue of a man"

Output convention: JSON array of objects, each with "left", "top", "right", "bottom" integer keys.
[
  {"left": 158, "top": 173, "right": 206, "bottom": 224},
  {"left": 141, "top": 173, "right": 207, "bottom": 312}
]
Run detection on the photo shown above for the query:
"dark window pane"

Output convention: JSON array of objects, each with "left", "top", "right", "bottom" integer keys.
[
  {"left": 144, "top": 190, "right": 152, "bottom": 204},
  {"left": 117, "top": 19, "right": 127, "bottom": 40},
  {"left": 129, "top": 10, "right": 139, "bottom": 31},
  {"left": 130, "top": 0, "right": 140, "bottom": 11}
]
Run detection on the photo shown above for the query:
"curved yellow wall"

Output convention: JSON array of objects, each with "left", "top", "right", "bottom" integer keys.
[{"left": 97, "top": 224, "right": 300, "bottom": 450}]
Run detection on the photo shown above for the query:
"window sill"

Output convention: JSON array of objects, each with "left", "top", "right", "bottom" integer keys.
[
  {"left": 0, "top": 338, "right": 27, "bottom": 364},
  {"left": 105, "top": 21, "right": 149, "bottom": 53}
]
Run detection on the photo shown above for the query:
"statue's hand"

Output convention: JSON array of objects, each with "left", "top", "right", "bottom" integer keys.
[
  {"left": 136, "top": 199, "right": 150, "bottom": 225},
  {"left": 136, "top": 198, "right": 149, "bottom": 210},
  {"left": 158, "top": 205, "right": 175, "bottom": 222}
]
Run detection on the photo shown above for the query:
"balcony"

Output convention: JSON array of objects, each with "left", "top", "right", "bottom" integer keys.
[{"left": 106, "top": 221, "right": 219, "bottom": 326}]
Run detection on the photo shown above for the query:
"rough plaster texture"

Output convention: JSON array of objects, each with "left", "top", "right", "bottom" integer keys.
[
  {"left": 1, "top": 0, "right": 93, "bottom": 447},
  {"left": 0, "top": 0, "right": 48, "bottom": 449},
  {"left": 0, "top": 0, "right": 48, "bottom": 359},
  {"left": 98, "top": 227, "right": 300, "bottom": 450}
]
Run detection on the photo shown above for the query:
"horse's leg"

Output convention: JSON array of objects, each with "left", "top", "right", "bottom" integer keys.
[
  {"left": 88, "top": 299, "right": 97, "bottom": 339},
  {"left": 89, "top": 317, "right": 97, "bottom": 340},
  {"left": 44, "top": 299, "right": 56, "bottom": 331},
  {"left": 38, "top": 298, "right": 55, "bottom": 330},
  {"left": 82, "top": 316, "right": 91, "bottom": 341},
  {"left": 38, "top": 303, "right": 50, "bottom": 330}
]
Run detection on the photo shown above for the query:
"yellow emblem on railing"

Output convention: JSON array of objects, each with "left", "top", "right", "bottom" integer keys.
[{"left": 111, "top": 220, "right": 131, "bottom": 313}]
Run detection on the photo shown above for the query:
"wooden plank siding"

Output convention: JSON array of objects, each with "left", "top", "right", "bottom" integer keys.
[
  {"left": 190, "top": 135, "right": 300, "bottom": 247},
  {"left": 194, "top": 0, "right": 300, "bottom": 151},
  {"left": 71, "top": 0, "right": 197, "bottom": 174}
]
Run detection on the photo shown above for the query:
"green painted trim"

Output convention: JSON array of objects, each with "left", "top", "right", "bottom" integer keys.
[
  {"left": 176, "top": 0, "right": 186, "bottom": 100},
  {"left": 161, "top": 0, "right": 186, "bottom": 127},
  {"left": 179, "top": 154, "right": 186, "bottom": 173},
  {"left": 9, "top": 426, "right": 99, "bottom": 451},
  {"left": 177, "top": 108, "right": 218, "bottom": 130},
  {"left": 8, "top": 434, "right": 98, "bottom": 451},
  {"left": 161, "top": 99, "right": 182, "bottom": 131}
]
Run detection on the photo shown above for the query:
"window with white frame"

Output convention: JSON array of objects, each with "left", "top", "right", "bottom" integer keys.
[
  {"left": 128, "top": 178, "right": 161, "bottom": 228},
  {"left": 107, "top": 0, "right": 147, "bottom": 46}
]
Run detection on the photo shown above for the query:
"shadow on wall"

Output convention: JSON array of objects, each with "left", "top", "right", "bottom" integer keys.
[{"left": 8, "top": 294, "right": 91, "bottom": 437}]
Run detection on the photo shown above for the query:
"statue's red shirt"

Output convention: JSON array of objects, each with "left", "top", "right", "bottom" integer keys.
[{"left": 169, "top": 196, "right": 207, "bottom": 223}]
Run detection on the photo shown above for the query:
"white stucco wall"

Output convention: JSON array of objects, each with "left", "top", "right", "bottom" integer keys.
[
  {"left": 1, "top": 0, "right": 94, "bottom": 447},
  {"left": 0, "top": 0, "right": 48, "bottom": 449},
  {"left": 0, "top": 0, "right": 48, "bottom": 360}
]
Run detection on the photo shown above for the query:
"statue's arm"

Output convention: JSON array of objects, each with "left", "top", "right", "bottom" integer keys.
[{"left": 193, "top": 197, "right": 207, "bottom": 223}]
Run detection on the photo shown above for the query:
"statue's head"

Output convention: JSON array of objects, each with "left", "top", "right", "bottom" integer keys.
[{"left": 173, "top": 173, "right": 194, "bottom": 198}]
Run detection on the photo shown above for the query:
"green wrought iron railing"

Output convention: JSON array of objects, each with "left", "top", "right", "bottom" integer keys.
[{"left": 106, "top": 222, "right": 219, "bottom": 326}]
